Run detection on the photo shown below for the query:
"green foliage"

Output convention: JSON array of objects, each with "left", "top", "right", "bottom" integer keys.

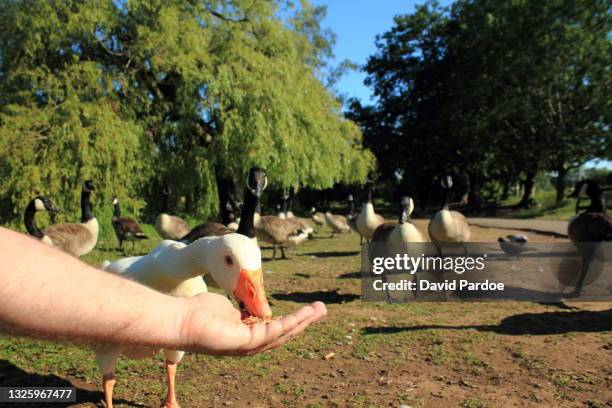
[
  {"left": 350, "top": 0, "right": 611, "bottom": 206},
  {"left": 0, "top": 0, "right": 374, "bottom": 223}
]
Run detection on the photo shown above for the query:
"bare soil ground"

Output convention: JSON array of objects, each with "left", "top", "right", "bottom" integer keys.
[{"left": 1, "top": 221, "right": 610, "bottom": 408}]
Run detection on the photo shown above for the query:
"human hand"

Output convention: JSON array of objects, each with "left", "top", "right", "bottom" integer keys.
[{"left": 177, "top": 292, "right": 326, "bottom": 355}]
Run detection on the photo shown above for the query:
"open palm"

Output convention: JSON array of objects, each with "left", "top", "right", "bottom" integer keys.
[{"left": 179, "top": 292, "right": 327, "bottom": 355}]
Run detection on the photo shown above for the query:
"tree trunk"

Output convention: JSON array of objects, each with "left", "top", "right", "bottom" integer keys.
[
  {"left": 501, "top": 180, "right": 510, "bottom": 200},
  {"left": 215, "top": 166, "right": 240, "bottom": 225},
  {"left": 516, "top": 171, "right": 536, "bottom": 208},
  {"left": 555, "top": 166, "right": 567, "bottom": 204}
]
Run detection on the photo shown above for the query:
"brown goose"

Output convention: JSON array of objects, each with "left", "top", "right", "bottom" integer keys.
[
  {"left": 567, "top": 180, "right": 611, "bottom": 296},
  {"left": 356, "top": 182, "right": 385, "bottom": 243},
  {"left": 154, "top": 187, "right": 190, "bottom": 240},
  {"left": 111, "top": 197, "right": 148, "bottom": 251},
  {"left": 25, "top": 180, "right": 99, "bottom": 257}
]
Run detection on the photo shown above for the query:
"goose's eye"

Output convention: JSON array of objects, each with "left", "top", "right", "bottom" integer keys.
[{"left": 224, "top": 255, "right": 234, "bottom": 266}]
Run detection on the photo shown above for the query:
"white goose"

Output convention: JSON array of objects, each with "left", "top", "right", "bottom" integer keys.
[
  {"left": 97, "top": 234, "right": 271, "bottom": 408},
  {"left": 356, "top": 181, "right": 385, "bottom": 243}
]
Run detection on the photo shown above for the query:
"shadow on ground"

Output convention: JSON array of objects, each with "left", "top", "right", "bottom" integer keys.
[
  {"left": 337, "top": 271, "right": 361, "bottom": 279},
  {"left": 272, "top": 289, "right": 359, "bottom": 304},
  {"left": 0, "top": 360, "right": 146, "bottom": 407},
  {"left": 362, "top": 308, "right": 612, "bottom": 336},
  {"left": 300, "top": 251, "right": 360, "bottom": 258}
]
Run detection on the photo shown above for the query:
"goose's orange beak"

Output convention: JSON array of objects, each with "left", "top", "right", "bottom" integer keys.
[{"left": 233, "top": 268, "right": 272, "bottom": 318}]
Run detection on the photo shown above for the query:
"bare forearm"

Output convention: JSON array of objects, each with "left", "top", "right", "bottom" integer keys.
[{"left": 0, "top": 227, "right": 186, "bottom": 348}]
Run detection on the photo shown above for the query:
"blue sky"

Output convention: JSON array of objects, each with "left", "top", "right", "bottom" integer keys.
[{"left": 312, "top": 0, "right": 453, "bottom": 103}]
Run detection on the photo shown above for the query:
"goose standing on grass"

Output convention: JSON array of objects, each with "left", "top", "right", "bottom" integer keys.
[
  {"left": 25, "top": 180, "right": 99, "bottom": 257},
  {"left": 24, "top": 196, "right": 61, "bottom": 242},
  {"left": 372, "top": 197, "right": 425, "bottom": 247},
  {"left": 428, "top": 175, "right": 471, "bottom": 255},
  {"left": 155, "top": 187, "right": 190, "bottom": 240},
  {"left": 356, "top": 181, "right": 385, "bottom": 243},
  {"left": 111, "top": 197, "right": 148, "bottom": 252},
  {"left": 324, "top": 207, "right": 350, "bottom": 238},
  {"left": 97, "top": 233, "right": 271, "bottom": 408},
  {"left": 180, "top": 167, "right": 268, "bottom": 244},
  {"left": 254, "top": 208, "right": 309, "bottom": 259},
  {"left": 372, "top": 197, "right": 425, "bottom": 302},
  {"left": 566, "top": 180, "right": 611, "bottom": 296},
  {"left": 310, "top": 207, "right": 326, "bottom": 230}
]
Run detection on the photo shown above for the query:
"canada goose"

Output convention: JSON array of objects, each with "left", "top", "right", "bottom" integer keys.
[
  {"left": 567, "top": 180, "right": 611, "bottom": 296},
  {"left": 372, "top": 197, "right": 425, "bottom": 302},
  {"left": 111, "top": 197, "right": 148, "bottom": 251},
  {"left": 428, "top": 175, "right": 471, "bottom": 255},
  {"left": 98, "top": 233, "right": 271, "bottom": 408},
  {"left": 324, "top": 208, "right": 350, "bottom": 238},
  {"left": 180, "top": 167, "right": 268, "bottom": 244},
  {"left": 372, "top": 197, "right": 425, "bottom": 246},
  {"left": 254, "top": 206, "right": 309, "bottom": 260},
  {"left": 498, "top": 235, "right": 528, "bottom": 259},
  {"left": 24, "top": 196, "right": 61, "bottom": 241},
  {"left": 310, "top": 207, "right": 325, "bottom": 229},
  {"left": 26, "top": 181, "right": 99, "bottom": 257},
  {"left": 356, "top": 181, "right": 385, "bottom": 243},
  {"left": 154, "top": 187, "right": 190, "bottom": 240}
]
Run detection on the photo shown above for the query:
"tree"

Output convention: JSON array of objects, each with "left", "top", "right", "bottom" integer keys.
[{"left": 0, "top": 0, "right": 374, "bottom": 224}]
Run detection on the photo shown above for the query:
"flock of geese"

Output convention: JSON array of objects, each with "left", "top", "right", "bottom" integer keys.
[{"left": 18, "top": 168, "right": 611, "bottom": 407}]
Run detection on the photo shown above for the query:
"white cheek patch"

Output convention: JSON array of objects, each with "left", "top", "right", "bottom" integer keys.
[
  {"left": 113, "top": 198, "right": 118, "bottom": 205},
  {"left": 34, "top": 199, "right": 46, "bottom": 212}
]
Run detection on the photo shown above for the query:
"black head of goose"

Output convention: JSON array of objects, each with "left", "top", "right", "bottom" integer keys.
[
  {"left": 24, "top": 196, "right": 61, "bottom": 240},
  {"left": 111, "top": 197, "right": 148, "bottom": 251}
]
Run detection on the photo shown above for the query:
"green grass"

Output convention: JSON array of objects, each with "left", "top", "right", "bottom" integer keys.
[{"left": 499, "top": 190, "right": 576, "bottom": 220}]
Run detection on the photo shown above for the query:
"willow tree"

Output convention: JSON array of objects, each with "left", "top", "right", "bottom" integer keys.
[{"left": 0, "top": 0, "right": 374, "bottom": 224}]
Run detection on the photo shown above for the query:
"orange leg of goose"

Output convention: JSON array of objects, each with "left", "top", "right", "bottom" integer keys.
[
  {"left": 163, "top": 360, "right": 180, "bottom": 408},
  {"left": 103, "top": 373, "right": 116, "bottom": 408}
]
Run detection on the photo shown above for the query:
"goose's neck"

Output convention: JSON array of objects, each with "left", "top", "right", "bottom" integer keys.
[
  {"left": 442, "top": 189, "right": 450, "bottom": 211},
  {"left": 237, "top": 190, "right": 258, "bottom": 238},
  {"left": 367, "top": 183, "right": 373, "bottom": 203},
  {"left": 81, "top": 190, "right": 94, "bottom": 222},
  {"left": 24, "top": 202, "right": 43, "bottom": 239},
  {"left": 399, "top": 206, "right": 407, "bottom": 225},
  {"left": 163, "top": 239, "right": 216, "bottom": 280},
  {"left": 586, "top": 194, "right": 606, "bottom": 213},
  {"left": 349, "top": 201, "right": 355, "bottom": 216},
  {"left": 113, "top": 202, "right": 121, "bottom": 218}
]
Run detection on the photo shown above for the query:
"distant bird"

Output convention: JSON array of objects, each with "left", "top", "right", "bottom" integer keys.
[
  {"left": 356, "top": 181, "right": 385, "bottom": 243},
  {"left": 180, "top": 167, "right": 268, "bottom": 244},
  {"left": 428, "top": 175, "right": 471, "bottom": 255},
  {"left": 97, "top": 233, "right": 271, "bottom": 408},
  {"left": 25, "top": 180, "right": 99, "bottom": 257},
  {"left": 566, "top": 180, "right": 612, "bottom": 296},
  {"left": 111, "top": 197, "right": 148, "bottom": 252},
  {"left": 498, "top": 235, "right": 528, "bottom": 259},
  {"left": 310, "top": 207, "right": 326, "bottom": 230},
  {"left": 154, "top": 187, "right": 190, "bottom": 240},
  {"left": 324, "top": 208, "right": 350, "bottom": 238},
  {"left": 254, "top": 208, "right": 310, "bottom": 259}
]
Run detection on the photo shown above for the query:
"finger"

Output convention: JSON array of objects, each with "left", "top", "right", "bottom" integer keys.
[
  {"left": 241, "top": 302, "right": 327, "bottom": 355},
  {"left": 254, "top": 302, "right": 327, "bottom": 353}
]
